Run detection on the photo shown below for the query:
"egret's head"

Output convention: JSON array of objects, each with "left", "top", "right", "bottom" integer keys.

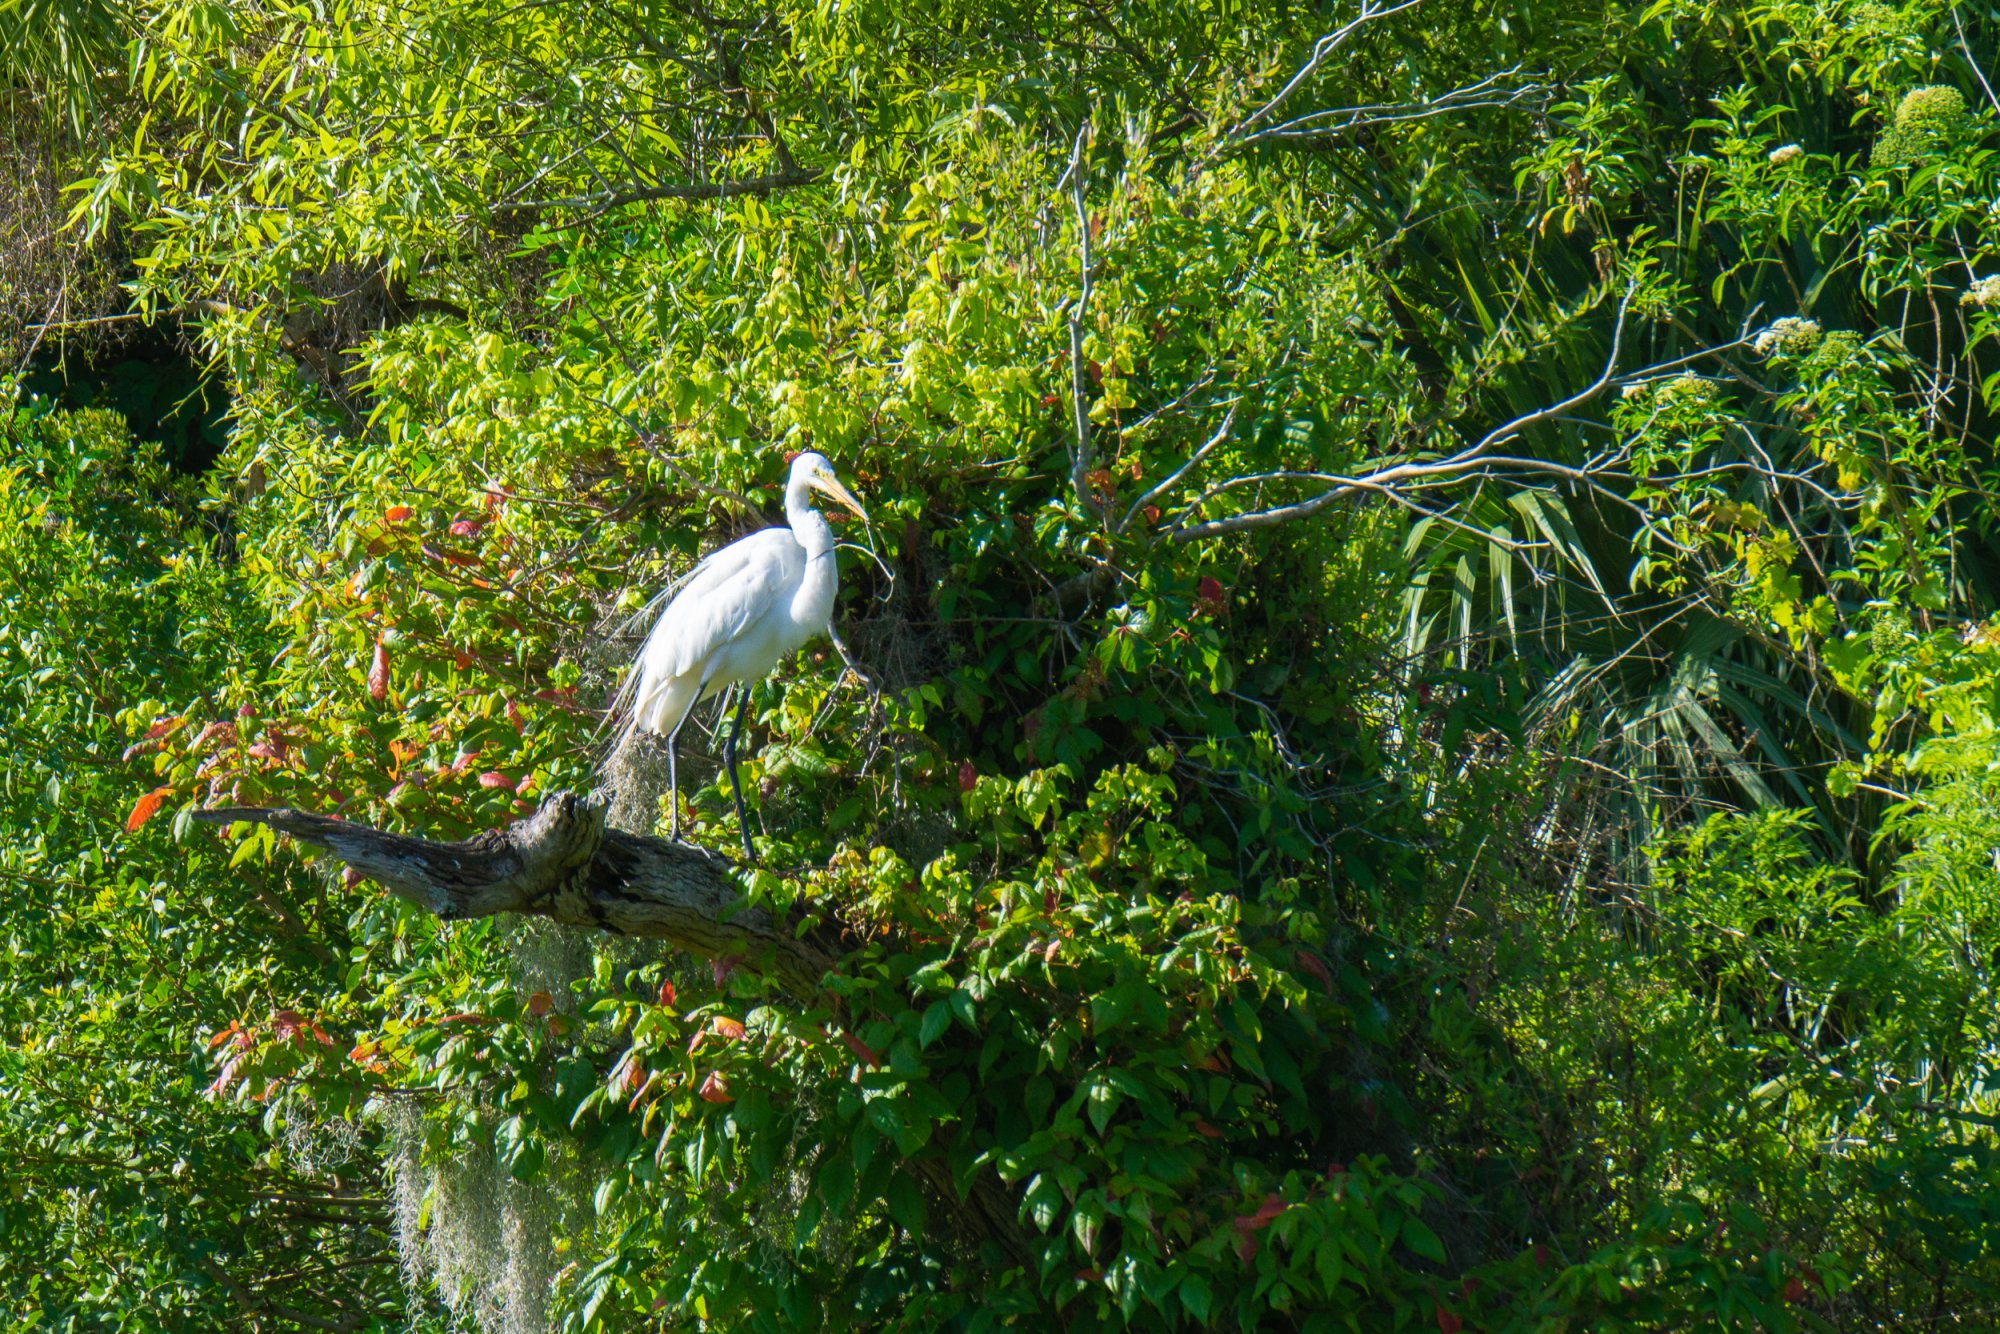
[{"left": 788, "top": 450, "right": 869, "bottom": 521}]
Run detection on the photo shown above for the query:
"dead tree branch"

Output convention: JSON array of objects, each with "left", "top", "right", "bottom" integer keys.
[{"left": 193, "top": 791, "right": 834, "bottom": 997}]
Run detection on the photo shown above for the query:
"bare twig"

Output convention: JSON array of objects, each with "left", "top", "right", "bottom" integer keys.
[
  {"left": 1163, "top": 293, "right": 1758, "bottom": 544},
  {"left": 1229, "top": 0, "right": 1427, "bottom": 141},
  {"left": 1116, "top": 402, "right": 1237, "bottom": 534},
  {"left": 1226, "top": 71, "right": 1542, "bottom": 154},
  {"left": 1061, "top": 122, "right": 1100, "bottom": 518}
]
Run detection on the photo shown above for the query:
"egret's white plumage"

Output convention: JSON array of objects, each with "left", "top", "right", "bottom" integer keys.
[{"left": 609, "top": 451, "right": 866, "bottom": 858}]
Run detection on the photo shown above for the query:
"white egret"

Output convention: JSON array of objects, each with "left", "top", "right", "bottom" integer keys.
[{"left": 611, "top": 450, "right": 868, "bottom": 860}]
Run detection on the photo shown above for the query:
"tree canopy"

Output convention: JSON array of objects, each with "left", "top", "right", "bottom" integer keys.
[{"left": 9, "top": 0, "right": 2000, "bottom": 1329}]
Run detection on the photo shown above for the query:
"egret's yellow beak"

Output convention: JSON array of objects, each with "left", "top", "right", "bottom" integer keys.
[{"left": 811, "top": 472, "right": 870, "bottom": 523}]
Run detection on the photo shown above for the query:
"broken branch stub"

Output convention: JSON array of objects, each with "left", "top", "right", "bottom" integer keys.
[{"left": 193, "top": 791, "right": 834, "bottom": 995}]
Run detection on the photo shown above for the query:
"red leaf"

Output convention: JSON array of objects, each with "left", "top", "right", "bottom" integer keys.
[
  {"left": 368, "top": 642, "right": 390, "bottom": 701},
  {"left": 1192, "top": 1118, "right": 1222, "bottom": 1138},
  {"left": 146, "top": 716, "right": 182, "bottom": 739},
  {"left": 710, "top": 1016, "right": 746, "bottom": 1041},
  {"left": 208, "top": 1055, "right": 242, "bottom": 1098},
  {"left": 514, "top": 773, "right": 534, "bottom": 796},
  {"left": 838, "top": 1031, "right": 880, "bottom": 1068},
  {"left": 449, "top": 518, "right": 485, "bottom": 538},
  {"left": 1534, "top": 1243, "right": 1550, "bottom": 1269},
  {"left": 342, "top": 868, "right": 364, "bottom": 888},
  {"left": 1197, "top": 576, "right": 1226, "bottom": 611},
  {"left": 478, "top": 771, "right": 512, "bottom": 789},
  {"left": 1142, "top": 504, "right": 1160, "bottom": 524},
  {"left": 272, "top": 1010, "right": 307, "bottom": 1043},
  {"left": 505, "top": 700, "right": 524, "bottom": 731},
  {"left": 1234, "top": 1194, "right": 1286, "bottom": 1231},
  {"left": 207, "top": 1021, "right": 243, "bottom": 1051},
  {"left": 384, "top": 505, "right": 413, "bottom": 524},
  {"left": 1234, "top": 1229, "right": 1257, "bottom": 1266},
  {"left": 1293, "top": 948, "right": 1334, "bottom": 992},
  {"left": 247, "top": 740, "right": 287, "bottom": 762},
  {"left": 1785, "top": 1277, "right": 1808, "bottom": 1303},
  {"left": 958, "top": 760, "right": 978, "bottom": 792},
  {"left": 698, "top": 1071, "right": 732, "bottom": 1103},
  {"left": 126, "top": 786, "right": 172, "bottom": 833},
  {"left": 1436, "top": 1304, "right": 1463, "bottom": 1334},
  {"left": 657, "top": 978, "right": 677, "bottom": 1008},
  {"left": 526, "top": 992, "right": 553, "bottom": 1016}
]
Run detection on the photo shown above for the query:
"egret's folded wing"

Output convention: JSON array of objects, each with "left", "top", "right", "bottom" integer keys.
[{"left": 601, "top": 528, "right": 798, "bottom": 741}]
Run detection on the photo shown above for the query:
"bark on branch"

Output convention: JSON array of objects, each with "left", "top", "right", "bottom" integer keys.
[{"left": 193, "top": 792, "right": 834, "bottom": 997}]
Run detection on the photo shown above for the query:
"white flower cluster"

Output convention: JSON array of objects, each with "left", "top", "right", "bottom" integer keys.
[
  {"left": 1768, "top": 143, "right": 1804, "bottom": 165},
  {"left": 1961, "top": 275, "right": 2000, "bottom": 308},
  {"left": 1752, "top": 316, "right": 1823, "bottom": 357}
]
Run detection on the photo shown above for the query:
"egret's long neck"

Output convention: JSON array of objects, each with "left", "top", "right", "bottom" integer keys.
[
  {"left": 786, "top": 477, "right": 835, "bottom": 562},
  {"left": 784, "top": 477, "right": 839, "bottom": 639}
]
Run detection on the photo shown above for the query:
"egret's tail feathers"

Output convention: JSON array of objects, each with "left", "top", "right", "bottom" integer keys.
[
  {"left": 595, "top": 666, "right": 702, "bottom": 772},
  {"left": 591, "top": 566, "right": 700, "bottom": 748}
]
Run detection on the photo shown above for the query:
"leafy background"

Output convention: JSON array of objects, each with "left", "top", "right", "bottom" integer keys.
[{"left": 8, "top": 0, "right": 2000, "bottom": 1329}]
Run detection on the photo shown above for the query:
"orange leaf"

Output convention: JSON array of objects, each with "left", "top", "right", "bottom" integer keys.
[
  {"left": 368, "top": 642, "right": 390, "bottom": 701},
  {"left": 477, "top": 771, "right": 512, "bottom": 789},
  {"left": 384, "top": 505, "right": 413, "bottom": 524},
  {"left": 710, "top": 1016, "right": 746, "bottom": 1041},
  {"left": 657, "top": 978, "right": 677, "bottom": 1008},
  {"left": 126, "top": 786, "right": 172, "bottom": 833},
  {"left": 698, "top": 1071, "right": 732, "bottom": 1103},
  {"left": 527, "top": 992, "right": 553, "bottom": 1016}
]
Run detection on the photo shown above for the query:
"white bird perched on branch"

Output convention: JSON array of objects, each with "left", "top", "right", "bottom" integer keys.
[{"left": 607, "top": 450, "right": 869, "bottom": 861}]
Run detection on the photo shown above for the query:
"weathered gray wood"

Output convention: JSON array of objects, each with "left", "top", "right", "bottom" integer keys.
[{"left": 194, "top": 791, "right": 834, "bottom": 995}]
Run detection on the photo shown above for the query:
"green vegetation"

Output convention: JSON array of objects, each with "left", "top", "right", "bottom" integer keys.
[{"left": 7, "top": 0, "right": 2000, "bottom": 1328}]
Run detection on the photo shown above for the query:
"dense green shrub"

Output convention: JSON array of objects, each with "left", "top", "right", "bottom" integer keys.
[{"left": 10, "top": 0, "right": 2000, "bottom": 1329}]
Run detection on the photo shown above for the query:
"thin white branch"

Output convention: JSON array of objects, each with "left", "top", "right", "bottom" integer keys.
[
  {"left": 1230, "top": 71, "right": 1540, "bottom": 152},
  {"left": 1167, "top": 297, "right": 1766, "bottom": 545},
  {"left": 1063, "top": 122, "right": 1100, "bottom": 517},
  {"left": 1115, "top": 403, "right": 1238, "bottom": 534},
  {"left": 1231, "top": 0, "right": 1427, "bottom": 140}
]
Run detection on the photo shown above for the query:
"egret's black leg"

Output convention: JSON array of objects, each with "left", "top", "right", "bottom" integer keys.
[
  {"left": 721, "top": 686, "right": 755, "bottom": 862},
  {"left": 663, "top": 698, "right": 698, "bottom": 842}
]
